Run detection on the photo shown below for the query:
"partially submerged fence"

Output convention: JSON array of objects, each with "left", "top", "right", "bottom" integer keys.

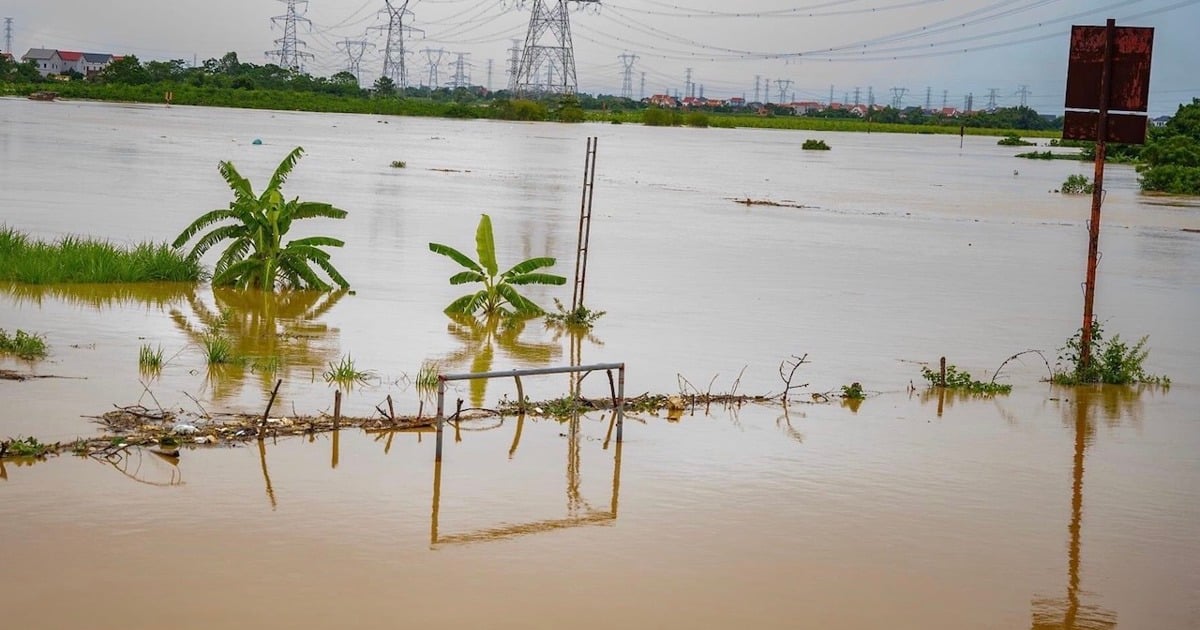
[{"left": 435, "top": 362, "right": 626, "bottom": 461}]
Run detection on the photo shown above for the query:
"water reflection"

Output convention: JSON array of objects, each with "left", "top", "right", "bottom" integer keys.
[
  {"left": 440, "top": 314, "right": 560, "bottom": 407},
  {"left": 0, "top": 281, "right": 193, "bottom": 311},
  {"left": 170, "top": 287, "right": 346, "bottom": 401},
  {"left": 430, "top": 412, "right": 622, "bottom": 546},
  {"left": 1031, "top": 387, "right": 1130, "bottom": 629},
  {"left": 93, "top": 447, "right": 184, "bottom": 488}
]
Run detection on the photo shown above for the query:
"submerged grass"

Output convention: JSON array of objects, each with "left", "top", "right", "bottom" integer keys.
[
  {"left": 138, "top": 343, "right": 165, "bottom": 372},
  {"left": 324, "top": 354, "right": 374, "bottom": 388},
  {"left": 0, "top": 226, "right": 203, "bottom": 284},
  {"left": 0, "top": 328, "right": 48, "bottom": 360}
]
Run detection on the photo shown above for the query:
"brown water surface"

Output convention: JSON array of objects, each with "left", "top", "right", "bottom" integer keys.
[{"left": 2, "top": 99, "right": 1199, "bottom": 628}]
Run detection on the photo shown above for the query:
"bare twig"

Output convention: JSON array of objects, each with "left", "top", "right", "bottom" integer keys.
[{"left": 183, "top": 391, "right": 211, "bottom": 419}]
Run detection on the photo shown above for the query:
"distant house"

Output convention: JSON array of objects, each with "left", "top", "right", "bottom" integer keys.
[
  {"left": 0, "top": 52, "right": 12, "bottom": 62},
  {"left": 790, "top": 101, "right": 823, "bottom": 115},
  {"left": 1152, "top": 115, "right": 1172, "bottom": 127},
  {"left": 938, "top": 107, "right": 961, "bottom": 117},
  {"left": 648, "top": 94, "right": 679, "bottom": 108},
  {"left": 58, "top": 50, "right": 84, "bottom": 74},
  {"left": 22, "top": 48, "right": 63, "bottom": 76},
  {"left": 727, "top": 97, "right": 746, "bottom": 108}
]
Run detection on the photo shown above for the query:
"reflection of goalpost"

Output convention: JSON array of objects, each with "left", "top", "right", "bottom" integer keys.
[
  {"left": 434, "top": 362, "right": 626, "bottom": 461},
  {"left": 431, "top": 363, "right": 627, "bottom": 546}
]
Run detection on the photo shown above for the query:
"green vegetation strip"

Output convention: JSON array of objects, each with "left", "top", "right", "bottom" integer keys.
[
  {"left": 0, "top": 328, "right": 48, "bottom": 359},
  {"left": 0, "top": 226, "right": 202, "bottom": 284}
]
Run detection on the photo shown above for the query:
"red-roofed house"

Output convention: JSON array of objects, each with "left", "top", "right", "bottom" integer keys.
[
  {"left": 790, "top": 101, "right": 823, "bottom": 115},
  {"left": 58, "top": 50, "right": 84, "bottom": 74},
  {"left": 648, "top": 94, "right": 679, "bottom": 108}
]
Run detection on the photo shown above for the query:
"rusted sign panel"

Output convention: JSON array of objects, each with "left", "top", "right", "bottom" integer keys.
[
  {"left": 1062, "top": 110, "right": 1148, "bottom": 144},
  {"left": 1064, "top": 25, "right": 1154, "bottom": 112}
]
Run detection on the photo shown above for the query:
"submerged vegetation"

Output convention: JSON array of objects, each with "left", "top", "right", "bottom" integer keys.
[
  {"left": 323, "top": 354, "right": 373, "bottom": 388},
  {"left": 138, "top": 344, "right": 165, "bottom": 373},
  {"left": 997, "top": 133, "right": 1035, "bottom": 146},
  {"left": 544, "top": 298, "right": 606, "bottom": 330},
  {"left": 0, "top": 328, "right": 48, "bottom": 360},
  {"left": 173, "top": 146, "right": 350, "bottom": 291},
  {"left": 429, "top": 214, "right": 567, "bottom": 317},
  {"left": 1060, "top": 174, "right": 1094, "bottom": 195},
  {"left": 0, "top": 226, "right": 202, "bottom": 284},
  {"left": 1052, "top": 322, "right": 1168, "bottom": 386},
  {"left": 920, "top": 364, "right": 1012, "bottom": 395},
  {"left": 802, "top": 139, "right": 831, "bottom": 150}
]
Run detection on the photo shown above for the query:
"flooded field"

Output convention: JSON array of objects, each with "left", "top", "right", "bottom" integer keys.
[{"left": 1, "top": 98, "right": 1198, "bottom": 628}]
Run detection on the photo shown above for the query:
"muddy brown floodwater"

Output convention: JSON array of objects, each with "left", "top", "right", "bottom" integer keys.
[{"left": 1, "top": 98, "right": 1199, "bottom": 628}]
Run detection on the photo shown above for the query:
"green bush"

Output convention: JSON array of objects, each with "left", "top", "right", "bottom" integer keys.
[
  {"left": 997, "top": 133, "right": 1035, "bottom": 146},
  {"left": 642, "top": 107, "right": 681, "bottom": 127},
  {"left": 557, "top": 106, "right": 585, "bottom": 123},
  {"left": 802, "top": 139, "right": 831, "bottom": 151},
  {"left": 1052, "top": 321, "right": 1168, "bottom": 385},
  {"left": 1138, "top": 164, "right": 1200, "bottom": 195},
  {"left": 1061, "top": 174, "right": 1094, "bottom": 194},
  {"left": 920, "top": 364, "right": 1011, "bottom": 395},
  {"left": 0, "top": 328, "right": 48, "bottom": 360}
]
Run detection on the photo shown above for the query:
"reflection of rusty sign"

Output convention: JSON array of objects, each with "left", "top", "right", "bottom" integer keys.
[{"left": 1063, "top": 23, "right": 1154, "bottom": 144}]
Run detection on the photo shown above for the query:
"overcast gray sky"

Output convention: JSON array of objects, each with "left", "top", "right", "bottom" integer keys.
[{"left": 6, "top": 0, "right": 1198, "bottom": 114}]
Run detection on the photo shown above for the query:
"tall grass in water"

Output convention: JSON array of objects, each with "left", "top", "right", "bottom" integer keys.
[
  {"left": 138, "top": 343, "right": 165, "bottom": 374},
  {"left": 324, "top": 354, "right": 374, "bottom": 388},
  {"left": 0, "top": 226, "right": 203, "bottom": 284}
]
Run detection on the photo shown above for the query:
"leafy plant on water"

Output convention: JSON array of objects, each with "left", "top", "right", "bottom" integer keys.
[
  {"left": 0, "top": 328, "right": 48, "bottom": 360},
  {"left": 172, "top": 146, "right": 350, "bottom": 291},
  {"left": 997, "top": 133, "right": 1035, "bottom": 146},
  {"left": 839, "top": 382, "right": 866, "bottom": 400},
  {"left": 544, "top": 298, "right": 606, "bottom": 330},
  {"left": 1060, "top": 173, "right": 1094, "bottom": 194},
  {"left": 1052, "top": 321, "right": 1169, "bottom": 386},
  {"left": 920, "top": 364, "right": 1012, "bottom": 395},
  {"left": 802, "top": 138, "right": 831, "bottom": 151},
  {"left": 251, "top": 355, "right": 282, "bottom": 375},
  {"left": 390, "top": 160, "right": 407, "bottom": 168},
  {"left": 324, "top": 354, "right": 373, "bottom": 388},
  {"left": 428, "top": 213, "right": 567, "bottom": 317},
  {"left": 5, "top": 436, "right": 49, "bottom": 458}
]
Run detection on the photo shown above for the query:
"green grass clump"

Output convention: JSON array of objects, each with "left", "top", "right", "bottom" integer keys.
[
  {"left": 138, "top": 343, "right": 165, "bottom": 372},
  {"left": 0, "top": 328, "right": 48, "bottom": 359},
  {"left": 0, "top": 226, "right": 203, "bottom": 284},
  {"left": 415, "top": 359, "right": 440, "bottom": 400},
  {"left": 1052, "top": 322, "right": 1169, "bottom": 386},
  {"left": 323, "top": 354, "right": 373, "bottom": 388},
  {"left": 390, "top": 160, "right": 407, "bottom": 168},
  {"left": 200, "top": 332, "right": 238, "bottom": 365},
  {"left": 684, "top": 112, "right": 709, "bottom": 128},
  {"left": 921, "top": 364, "right": 1012, "bottom": 395},
  {"left": 802, "top": 138, "right": 831, "bottom": 150}
]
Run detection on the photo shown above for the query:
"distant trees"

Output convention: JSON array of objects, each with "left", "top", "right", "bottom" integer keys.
[{"left": 1139, "top": 99, "right": 1200, "bottom": 194}]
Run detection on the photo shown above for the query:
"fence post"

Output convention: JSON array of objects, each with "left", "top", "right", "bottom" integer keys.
[{"left": 436, "top": 377, "right": 446, "bottom": 462}]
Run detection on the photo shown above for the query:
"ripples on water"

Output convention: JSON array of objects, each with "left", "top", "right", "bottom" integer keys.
[{"left": 1, "top": 100, "right": 1198, "bottom": 628}]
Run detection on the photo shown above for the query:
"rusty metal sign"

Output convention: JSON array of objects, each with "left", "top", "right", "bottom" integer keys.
[
  {"left": 1064, "top": 25, "right": 1154, "bottom": 112},
  {"left": 1063, "top": 111, "right": 1149, "bottom": 144}
]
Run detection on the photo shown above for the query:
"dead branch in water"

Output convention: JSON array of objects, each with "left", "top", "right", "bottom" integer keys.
[
  {"left": 729, "top": 197, "right": 813, "bottom": 209},
  {"left": 991, "top": 349, "right": 1054, "bottom": 384}
]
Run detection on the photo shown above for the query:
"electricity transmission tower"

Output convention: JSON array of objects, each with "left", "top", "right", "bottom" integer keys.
[
  {"left": 1015, "top": 84, "right": 1031, "bottom": 107},
  {"left": 639, "top": 72, "right": 645, "bottom": 100},
  {"left": 508, "top": 0, "right": 600, "bottom": 95},
  {"left": 775, "top": 79, "right": 792, "bottom": 104},
  {"left": 890, "top": 87, "right": 907, "bottom": 109},
  {"left": 684, "top": 67, "right": 694, "bottom": 99},
  {"left": 337, "top": 38, "right": 373, "bottom": 84},
  {"left": 370, "top": 0, "right": 421, "bottom": 88},
  {"left": 3, "top": 17, "right": 13, "bottom": 55},
  {"left": 986, "top": 87, "right": 1000, "bottom": 110},
  {"left": 422, "top": 48, "right": 446, "bottom": 88},
  {"left": 925, "top": 86, "right": 932, "bottom": 110},
  {"left": 487, "top": 59, "right": 493, "bottom": 91},
  {"left": 853, "top": 87, "right": 861, "bottom": 106},
  {"left": 506, "top": 39, "right": 521, "bottom": 87},
  {"left": 618, "top": 52, "right": 638, "bottom": 99},
  {"left": 266, "top": 0, "right": 313, "bottom": 72},
  {"left": 448, "top": 52, "right": 471, "bottom": 89}
]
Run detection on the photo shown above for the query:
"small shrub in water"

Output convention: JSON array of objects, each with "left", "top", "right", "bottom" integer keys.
[
  {"left": 201, "top": 332, "right": 237, "bottom": 365},
  {"left": 1061, "top": 173, "right": 1094, "bottom": 194},
  {"left": 1052, "top": 321, "right": 1169, "bottom": 386},
  {"left": 5, "top": 436, "right": 49, "bottom": 458},
  {"left": 0, "top": 328, "right": 48, "bottom": 360},
  {"left": 138, "top": 343, "right": 165, "bottom": 372},
  {"left": 390, "top": 160, "right": 407, "bottom": 168},
  {"left": 544, "top": 298, "right": 606, "bottom": 330},
  {"left": 840, "top": 382, "right": 865, "bottom": 400},
  {"left": 802, "top": 139, "right": 831, "bottom": 151},
  {"left": 997, "top": 133, "right": 1035, "bottom": 146}
]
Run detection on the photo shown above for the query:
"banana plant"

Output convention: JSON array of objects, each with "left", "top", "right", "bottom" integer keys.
[
  {"left": 172, "top": 146, "right": 349, "bottom": 291},
  {"left": 428, "top": 213, "right": 566, "bottom": 316}
]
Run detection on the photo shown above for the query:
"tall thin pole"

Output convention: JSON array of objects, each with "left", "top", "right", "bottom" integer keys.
[
  {"left": 572, "top": 137, "right": 598, "bottom": 312},
  {"left": 1080, "top": 19, "right": 1116, "bottom": 372}
]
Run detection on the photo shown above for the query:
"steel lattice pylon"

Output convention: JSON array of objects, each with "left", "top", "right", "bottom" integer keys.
[
  {"left": 371, "top": 0, "right": 422, "bottom": 88},
  {"left": 267, "top": 0, "right": 313, "bottom": 72},
  {"left": 509, "top": 0, "right": 599, "bottom": 96}
]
